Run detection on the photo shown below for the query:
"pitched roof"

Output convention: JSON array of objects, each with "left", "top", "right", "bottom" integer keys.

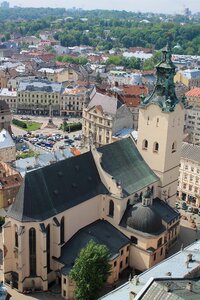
[
  {"left": 57, "top": 220, "right": 130, "bottom": 275},
  {"left": 98, "top": 138, "right": 158, "bottom": 196},
  {"left": 88, "top": 92, "right": 122, "bottom": 115},
  {"left": 0, "top": 129, "right": 15, "bottom": 149},
  {"left": 8, "top": 151, "right": 108, "bottom": 222},
  {"left": 181, "top": 142, "right": 200, "bottom": 163},
  {"left": 139, "top": 278, "right": 200, "bottom": 300},
  {"left": 8, "top": 137, "right": 159, "bottom": 222},
  {"left": 185, "top": 88, "right": 200, "bottom": 98}
]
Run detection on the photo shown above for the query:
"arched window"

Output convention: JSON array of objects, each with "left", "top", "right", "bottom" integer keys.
[
  {"left": 109, "top": 200, "right": 114, "bottom": 217},
  {"left": 156, "top": 118, "right": 159, "bottom": 127},
  {"left": 15, "top": 225, "right": 18, "bottom": 248},
  {"left": 127, "top": 199, "right": 130, "bottom": 207},
  {"left": 151, "top": 186, "right": 154, "bottom": 195},
  {"left": 29, "top": 228, "right": 36, "bottom": 276},
  {"left": 142, "top": 139, "right": 148, "bottom": 150},
  {"left": 172, "top": 141, "right": 177, "bottom": 153},
  {"left": 46, "top": 225, "right": 51, "bottom": 273},
  {"left": 157, "top": 237, "right": 162, "bottom": 248},
  {"left": 60, "top": 217, "right": 65, "bottom": 245},
  {"left": 153, "top": 142, "right": 159, "bottom": 152}
]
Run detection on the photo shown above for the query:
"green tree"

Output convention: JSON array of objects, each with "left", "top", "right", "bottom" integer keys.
[{"left": 70, "top": 241, "right": 111, "bottom": 300}]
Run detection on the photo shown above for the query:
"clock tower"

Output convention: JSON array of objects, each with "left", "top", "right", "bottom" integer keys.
[{"left": 137, "top": 45, "right": 186, "bottom": 206}]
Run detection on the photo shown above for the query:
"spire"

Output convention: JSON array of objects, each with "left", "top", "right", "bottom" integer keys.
[{"left": 141, "top": 44, "right": 186, "bottom": 112}]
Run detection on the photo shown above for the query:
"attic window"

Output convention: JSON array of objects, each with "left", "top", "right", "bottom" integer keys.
[{"left": 54, "top": 189, "right": 59, "bottom": 195}]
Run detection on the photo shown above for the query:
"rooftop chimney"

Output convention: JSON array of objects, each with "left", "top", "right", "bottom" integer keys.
[{"left": 186, "top": 282, "right": 192, "bottom": 292}]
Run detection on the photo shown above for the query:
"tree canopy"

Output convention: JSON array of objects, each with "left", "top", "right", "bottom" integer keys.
[{"left": 70, "top": 240, "right": 111, "bottom": 300}]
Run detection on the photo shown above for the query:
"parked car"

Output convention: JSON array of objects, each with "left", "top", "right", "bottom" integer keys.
[
  {"left": 182, "top": 202, "right": 187, "bottom": 210},
  {"left": 193, "top": 207, "right": 199, "bottom": 214},
  {"left": 187, "top": 206, "right": 193, "bottom": 213}
]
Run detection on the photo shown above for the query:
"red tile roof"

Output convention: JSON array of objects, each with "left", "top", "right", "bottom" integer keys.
[
  {"left": 186, "top": 88, "right": 200, "bottom": 98},
  {"left": 121, "top": 85, "right": 148, "bottom": 108}
]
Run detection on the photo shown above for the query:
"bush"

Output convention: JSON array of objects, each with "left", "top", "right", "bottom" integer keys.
[
  {"left": 62, "top": 122, "right": 82, "bottom": 132},
  {"left": 12, "top": 119, "right": 27, "bottom": 129}
]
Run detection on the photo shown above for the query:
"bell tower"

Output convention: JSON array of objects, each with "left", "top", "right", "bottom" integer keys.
[{"left": 137, "top": 45, "right": 186, "bottom": 207}]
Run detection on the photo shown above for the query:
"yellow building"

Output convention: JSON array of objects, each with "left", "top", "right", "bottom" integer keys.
[
  {"left": 82, "top": 89, "right": 133, "bottom": 147},
  {"left": 178, "top": 142, "right": 200, "bottom": 206},
  {"left": 17, "top": 79, "right": 62, "bottom": 115}
]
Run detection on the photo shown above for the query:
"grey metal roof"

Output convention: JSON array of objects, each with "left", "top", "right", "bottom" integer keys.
[
  {"left": 8, "top": 137, "right": 159, "bottom": 222},
  {"left": 98, "top": 138, "right": 159, "bottom": 196},
  {"left": 141, "top": 278, "right": 200, "bottom": 300},
  {"left": 100, "top": 240, "right": 200, "bottom": 300},
  {"left": 88, "top": 92, "right": 122, "bottom": 115},
  {"left": 181, "top": 142, "right": 200, "bottom": 163},
  {"left": 18, "top": 79, "right": 62, "bottom": 93},
  {"left": 8, "top": 151, "right": 108, "bottom": 222},
  {"left": 57, "top": 220, "right": 130, "bottom": 275},
  {"left": 120, "top": 198, "right": 179, "bottom": 235}
]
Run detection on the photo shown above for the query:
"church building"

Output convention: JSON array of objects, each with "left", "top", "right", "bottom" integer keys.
[{"left": 2, "top": 46, "right": 186, "bottom": 299}]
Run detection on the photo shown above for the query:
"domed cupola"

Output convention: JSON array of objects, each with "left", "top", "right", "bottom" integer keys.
[{"left": 127, "top": 188, "right": 163, "bottom": 234}]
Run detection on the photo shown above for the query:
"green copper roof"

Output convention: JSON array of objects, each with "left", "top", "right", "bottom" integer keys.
[
  {"left": 141, "top": 45, "right": 186, "bottom": 112},
  {"left": 98, "top": 138, "right": 158, "bottom": 196}
]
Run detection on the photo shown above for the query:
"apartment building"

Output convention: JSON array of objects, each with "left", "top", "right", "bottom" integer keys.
[
  {"left": 17, "top": 79, "right": 63, "bottom": 115},
  {"left": 82, "top": 89, "right": 133, "bottom": 147},
  {"left": 38, "top": 67, "right": 79, "bottom": 83},
  {"left": 0, "top": 88, "right": 17, "bottom": 112},
  {"left": 0, "top": 100, "right": 12, "bottom": 134},
  {"left": 185, "top": 107, "right": 200, "bottom": 144},
  {"left": 60, "top": 85, "right": 88, "bottom": 117},
  {"left": 0, "top": 161, "right": 22, "bottom": 208},
  {"left": 185, "top": 88, "right": 200, "bottom": 144},
  {"left": 178, "top": 142, "right": 200, "bottom": 206}
]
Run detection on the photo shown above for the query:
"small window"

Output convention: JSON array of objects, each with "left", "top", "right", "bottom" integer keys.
[
  {"left": 126, "top": 246, "right": 129, "bottom": 252},
  {"left": 157, "top": 237, "right": 162, "bottom": 248},
  {"left": 114, "top": 261, "right": 117, "bottom": 267},
  {"left": 156, "top": 118, "right": 159, "bottom": 127},
  {"left": 160, "top": 248, "right": 163, "bottom": 256},
  {"left": 63, "top": 290, "right": 66, "bottom": 297},
  {"left": 63, "top": 278, "right": 66, "bottom": 284},
  {"left": 121, "top": 250, "right": 124, "bottom": 256},
  {"left": 109, "top": 200, "right": 114, "bottom": 217},
  {"left": 120, "top": 261, "right": 123, "bottom": 269},
  {"left": 126, "top": 256, "right": 128, "bottom": 265},
  {"left": 142, "top": 139, "right": 148, "bottom": 150},
  {"left": 172, "top": 141, "right": 177, "bottom": 153},
  {"left": 153, "top": 142, "right": 159, "bottom": 153},
  {"left": 154, "top": 253, "right": 156, "bottom": 261}
]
